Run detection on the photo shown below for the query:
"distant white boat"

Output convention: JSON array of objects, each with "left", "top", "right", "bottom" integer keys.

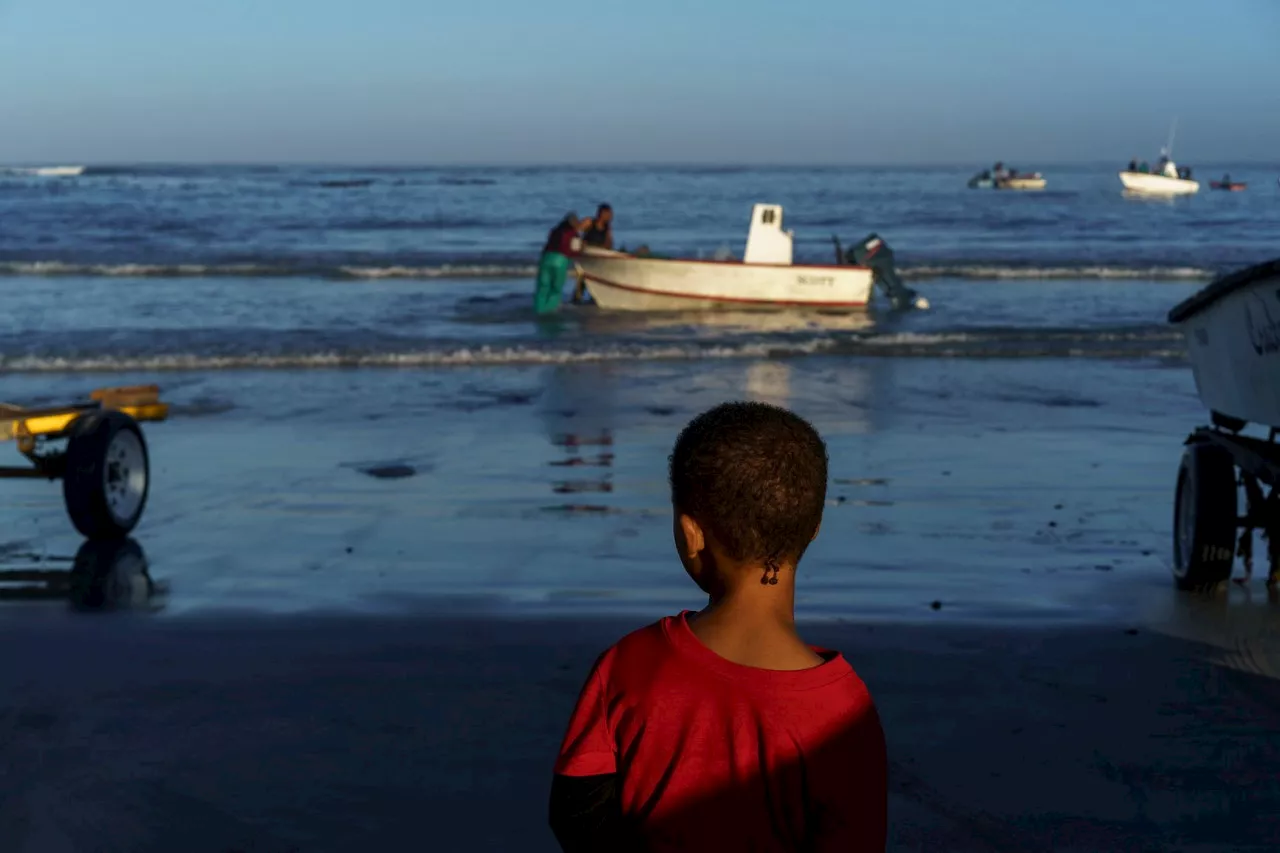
[
  {"left": 1120, "top": 166, "right": 1199, "bottom": 195},
  {"left": 3, "top": 166, "right": 86, "bottom": 177},
  {"left": 1120, "top": 120, "right": 1199, "bottom": 195}
]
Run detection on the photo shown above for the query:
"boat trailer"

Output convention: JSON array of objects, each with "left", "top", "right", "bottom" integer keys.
[
  {"left": 1173, "top": 418, "right": 1280, "bottom": 591},
  {"left": 0, "top": 386, "right": 168, "bottom": 539}
]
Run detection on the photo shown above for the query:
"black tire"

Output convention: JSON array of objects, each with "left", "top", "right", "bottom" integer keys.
[
  {"left": 1172, "top": 442, "right": 1238, "bottom": 591},
  {"left": 63, "top": 411, "right": 151, "bottom": 540}
]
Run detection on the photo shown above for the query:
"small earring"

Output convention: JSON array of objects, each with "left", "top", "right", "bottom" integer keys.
[{"left": 761, "top": 559, "right": 779, "bottom": 586}]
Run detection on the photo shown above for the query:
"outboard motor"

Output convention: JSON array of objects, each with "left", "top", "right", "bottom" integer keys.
[{"left": 842, "top": 233, "right": 929, "bottom": 311}]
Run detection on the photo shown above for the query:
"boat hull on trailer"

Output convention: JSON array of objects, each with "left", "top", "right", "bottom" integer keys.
[
  {"left": 575, "top": 248, "right": 874, "bottom": 312},
  {"left": 1169, "top": 259, "right": 1280, "bottom": 428},
  {"left": 1119, "top": 171, "right": 1199, "bottom": 195}
]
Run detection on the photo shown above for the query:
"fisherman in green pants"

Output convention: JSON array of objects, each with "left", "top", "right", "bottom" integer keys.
[{"left": 535, "top": 212, "right": 582, "bottom": 315}]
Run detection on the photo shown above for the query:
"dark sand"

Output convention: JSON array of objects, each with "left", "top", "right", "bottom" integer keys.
[{"left": 2, "top": 610, "right": 1279, "bottom": 852}]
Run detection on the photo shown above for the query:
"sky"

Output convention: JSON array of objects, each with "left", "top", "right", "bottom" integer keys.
[{"left": 0, "top": 0, "right": 1277, "bottom": 164}]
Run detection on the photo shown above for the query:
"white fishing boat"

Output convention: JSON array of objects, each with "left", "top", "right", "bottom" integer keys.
[
  {"left": 1119, "top": 120, "right": 1199, "bottom": 195},
  {"left": 573, "top": 204, "right": 927, "bottom": 312},
  {"left": 1119, "top": 164, "right": 1199, "bottom": 195}
]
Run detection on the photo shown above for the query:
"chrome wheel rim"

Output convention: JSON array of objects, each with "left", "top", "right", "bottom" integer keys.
[{"left": 104, "top": 429, "right": 146, "bottom": 524}]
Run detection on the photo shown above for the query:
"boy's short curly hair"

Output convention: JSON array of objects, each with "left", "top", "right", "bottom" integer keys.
[{"left": 669, "top": 401, "right": 828, "bottom": 564}]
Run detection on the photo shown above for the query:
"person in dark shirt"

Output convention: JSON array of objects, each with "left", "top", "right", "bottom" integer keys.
[
  {"left": 571, "top": 204, "right": 613, "bottom": 305},
  {"left": 549, "top": 402, "right": 888, "bottom": 852},
  {"left": 581, "top": 204, "right": 613, "bottom": 249},
  {"left": 536, "top": 213, "right": 581, "bottom": 315}
]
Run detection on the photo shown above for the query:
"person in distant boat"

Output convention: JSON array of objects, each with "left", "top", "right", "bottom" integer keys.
[
  {"left": 993, "top": 161, "right": 1008, "bottom": 180},
  {"left": 1138, "top": 161, "right": 1150, "bottom": 173},
  {"left": 1128, "top": 159, "right": 1138, "bottom": 172},
  {"left": 535, "top": 212, "right": 582, "bottom": 315},
  {"left": 1221, "top": 173, "right": 1230, "bottom": 184},
  {"left": 572, "top": 203, "right": 614, "bottom": 304}
]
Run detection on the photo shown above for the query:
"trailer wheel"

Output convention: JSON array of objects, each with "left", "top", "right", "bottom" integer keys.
[
  {"left": 1172, "top": 442, "right": 1237, "bottom": 591},
  {"left": 63, "top": 411, "right": 151, "bottom": 539}
]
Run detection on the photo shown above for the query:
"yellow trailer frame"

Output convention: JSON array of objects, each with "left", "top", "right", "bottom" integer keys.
[{"left": 0, "top": 385, "right": 169, "bottom": 538}]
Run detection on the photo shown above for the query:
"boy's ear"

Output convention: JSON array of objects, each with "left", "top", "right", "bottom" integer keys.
[
  {"left": 810, "top": 523, "right": 821, "bottom": 543},
  {"left": 679, "top": 514, "right": 705, "bottom": 557}
]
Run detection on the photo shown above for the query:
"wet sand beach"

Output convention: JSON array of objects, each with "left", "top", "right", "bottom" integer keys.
[{"left": 2, "top": 356, "right": 1279, "bottom": 850}]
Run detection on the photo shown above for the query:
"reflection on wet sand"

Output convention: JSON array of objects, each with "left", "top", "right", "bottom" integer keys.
[
  {"left": 543, "top": 366, "right": 617, "bottom": 515},
  {"left": 1146, "top": 587, "right": 1280, "bottom": 679},
  {"left": 0, "top": 538, "right": 164, "bottom": 612},
  {"left": 743, "top": 360, "right": 880, "bottom": 436},
  {"left": 745, "top": 361, "right": 792, "bottom": 407}
]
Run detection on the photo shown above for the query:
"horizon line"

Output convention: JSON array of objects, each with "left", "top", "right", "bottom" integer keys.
[{"left": 4, "top": 159, "right": 1278, "bottom": 169}]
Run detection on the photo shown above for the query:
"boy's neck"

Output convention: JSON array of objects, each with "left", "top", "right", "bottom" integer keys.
[
  {"left": 690, "top": 574, "right": 822, "bottom": 671},
  {"left": 703, "top": 578, "right": 797, "bottom": 626}
]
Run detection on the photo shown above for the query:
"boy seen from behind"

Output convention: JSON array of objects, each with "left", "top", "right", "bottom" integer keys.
[{"left": 550, "top": 402, "right": 888, "bottom": 852}]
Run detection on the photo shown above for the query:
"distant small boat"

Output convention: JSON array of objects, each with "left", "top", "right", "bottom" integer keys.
[
  {"left": 32, "top": 166, "right": 84, "bottom": 177},
  {"left": 967, "top": 166, "right": 1046, "bottom": 190},
  {"left": 2, "top": 165, "right": 86, "bottom": 177},
  {"left": 1209, "top": 181, "right": 1247, "bottom": 192},
  {"left": 998, "top": 174, "right": 1046, "bottom": 191}
]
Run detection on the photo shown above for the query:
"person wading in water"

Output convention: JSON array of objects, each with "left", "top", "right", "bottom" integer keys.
[{"left": 535, "top": 212, "right": 582, "bottom": 315}]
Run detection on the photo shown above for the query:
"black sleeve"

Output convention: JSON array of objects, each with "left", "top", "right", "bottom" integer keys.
[{"left": 548, "top": 772, "right": 632, "bottom": 852}]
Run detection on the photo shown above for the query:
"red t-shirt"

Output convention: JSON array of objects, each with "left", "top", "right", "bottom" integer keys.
[
  {"left": 543, "top": 221, "right": 579, "bottom": 257},
  {"left": 555, "top": 611, "right": 887, "bottom": 851}
]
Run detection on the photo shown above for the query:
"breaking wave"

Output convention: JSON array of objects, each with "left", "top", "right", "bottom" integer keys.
[
  {"left": 0, "top": 259, "right": 1216, "bottom": 282},
  {"left": 0, "top": 326, "right": 1187, "bottom": 374},
  {"left": 900, "top": 264, "right": 1215, "bottom": 281},
  {"left": 0, "top": 261, "right": 538, "bottom": 279}
]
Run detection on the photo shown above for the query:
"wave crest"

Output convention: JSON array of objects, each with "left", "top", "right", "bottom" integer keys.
[{"left": 0, "top": 259, "right": 1217, "bottom": 282}]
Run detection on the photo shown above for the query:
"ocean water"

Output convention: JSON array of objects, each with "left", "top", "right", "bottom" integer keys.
[
  {"left": 0, "top": 163, "right": 1276, "bottom": 373},
  {"left": 0, "top": 164, "right": 1276, "bottom": 620}
]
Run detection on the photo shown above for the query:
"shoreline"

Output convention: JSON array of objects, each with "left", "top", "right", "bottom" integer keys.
[{"left": 1, "top": 356, "right": 1209, "bottom": 623}]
